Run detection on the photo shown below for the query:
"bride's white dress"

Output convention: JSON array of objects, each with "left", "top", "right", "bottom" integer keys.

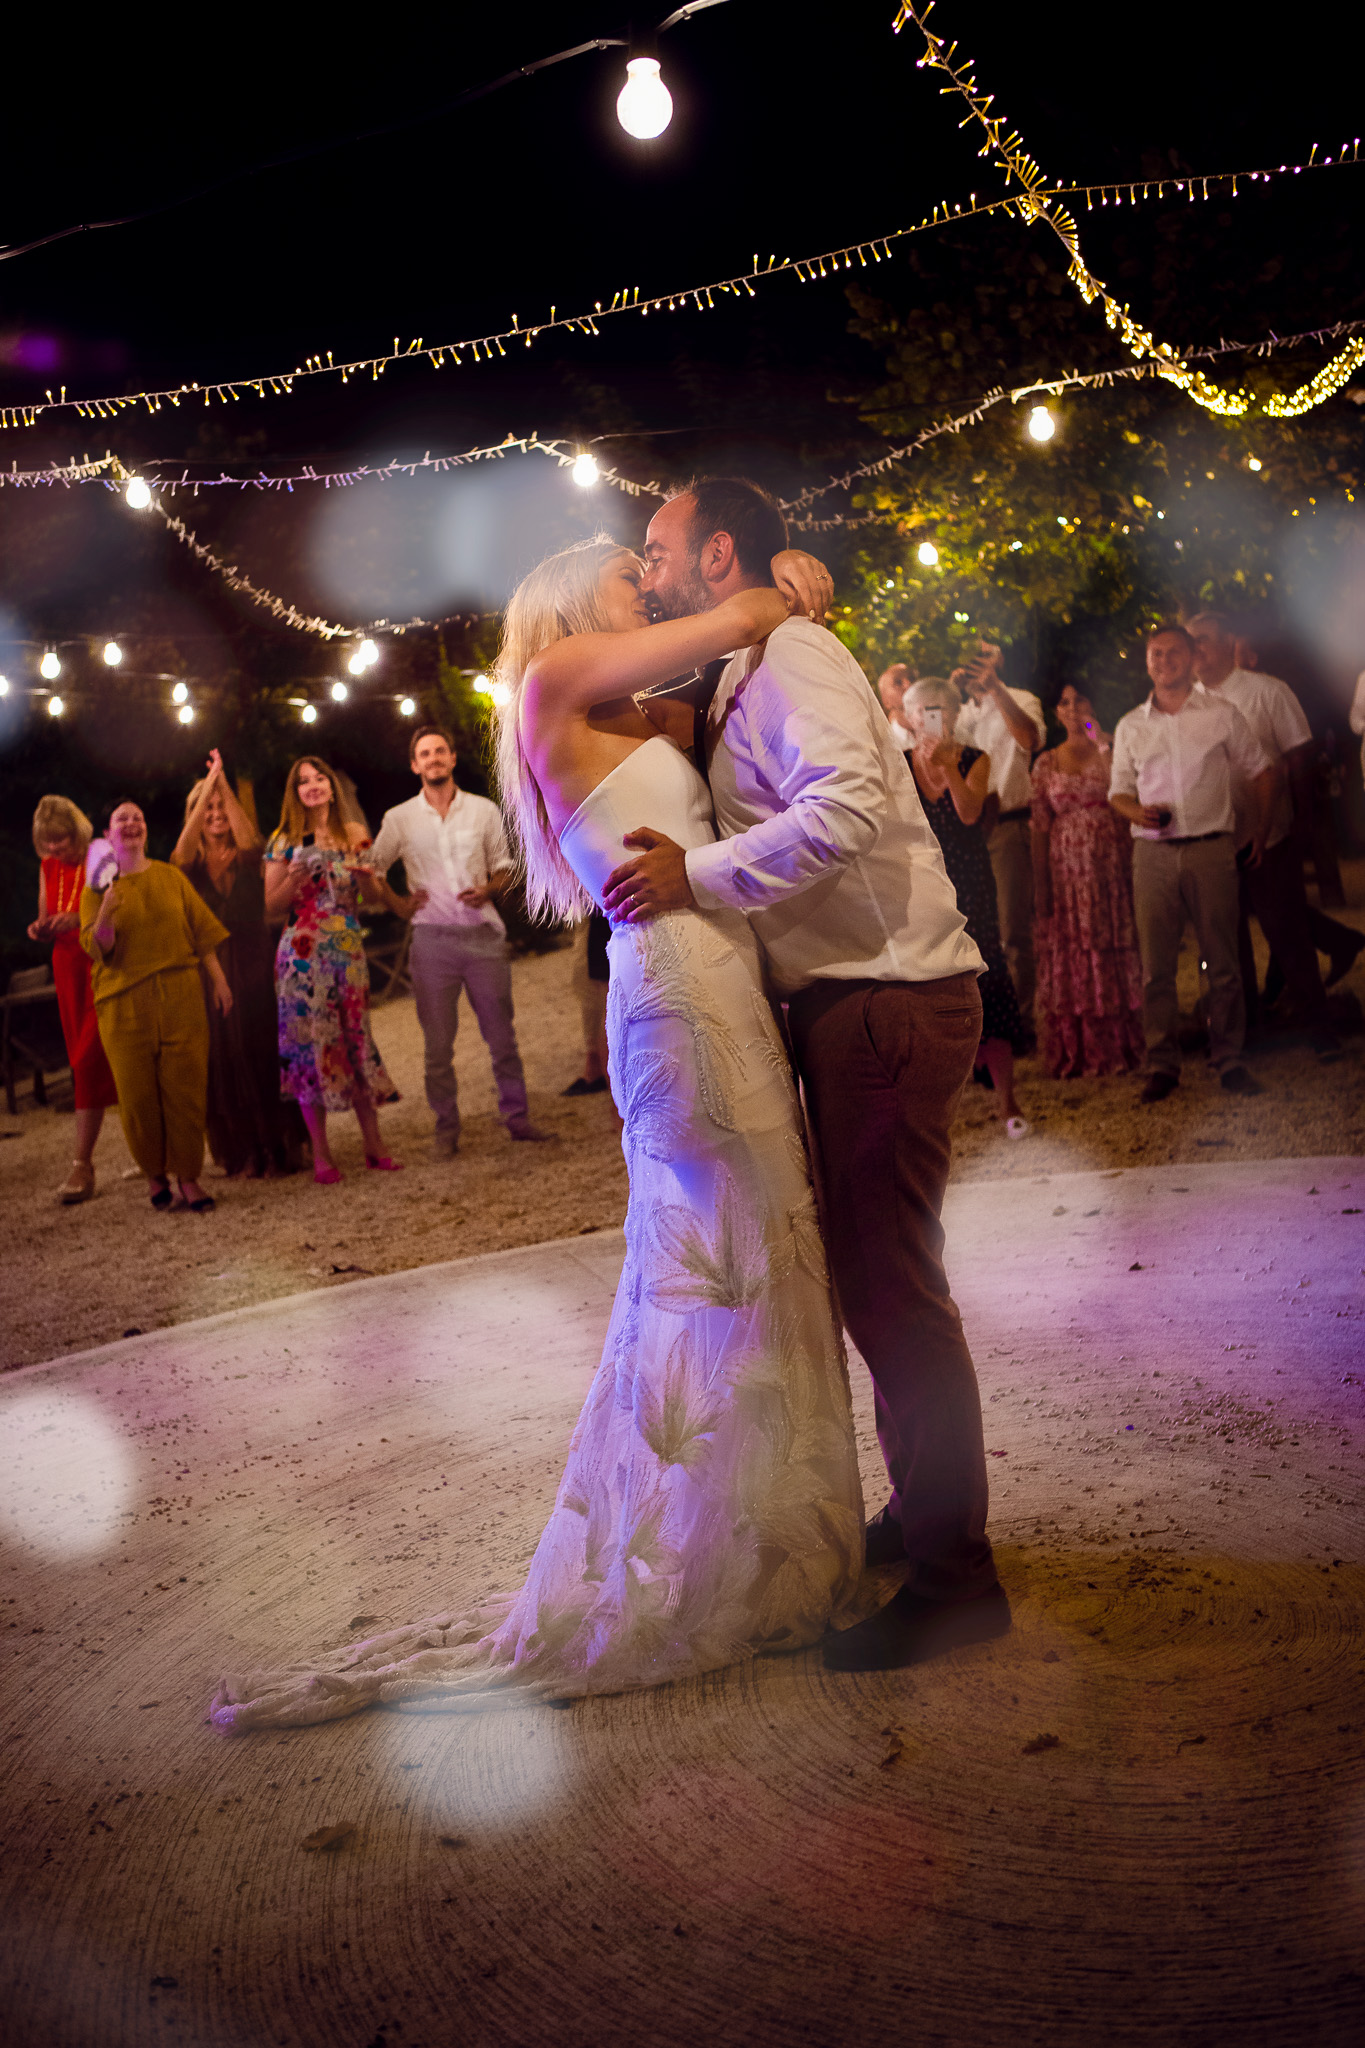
[{"left": 211, "top": 739, "right": 867, "bottom": 1729}]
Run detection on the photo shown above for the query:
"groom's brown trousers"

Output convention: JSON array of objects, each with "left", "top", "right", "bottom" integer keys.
[{"left": 787, "top": 970, "right": 998, "bottom": 1604}]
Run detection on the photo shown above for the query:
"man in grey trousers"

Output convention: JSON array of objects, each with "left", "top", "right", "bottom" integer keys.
[{"left": 370, "top": 726, "right": 546, "bottom": 1154}]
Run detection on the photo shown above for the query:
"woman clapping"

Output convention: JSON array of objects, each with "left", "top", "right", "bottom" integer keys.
[{"left": 81, "top": 800, "right": 233, "bottom": 1212}]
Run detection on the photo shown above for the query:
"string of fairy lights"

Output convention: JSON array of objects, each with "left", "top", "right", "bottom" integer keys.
[
  {"left": 894, "top": 0, "right": 1364, "bottom": 421},
  {"left": 0, "top": 145, "right": 1359, "bottom": 437}
]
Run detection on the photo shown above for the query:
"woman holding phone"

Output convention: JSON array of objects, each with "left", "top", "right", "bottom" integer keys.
[
  {"left": 904, "top": 677, "right": 1031, "bottom": 1137},
  {"left": 1030, "top": 684, "right": 1143, "bottom": 1078}
]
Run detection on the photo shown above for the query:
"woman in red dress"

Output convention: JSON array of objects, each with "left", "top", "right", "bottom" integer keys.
[{"left": 28, "top": 796, "right": 119, "bottom": 1203}]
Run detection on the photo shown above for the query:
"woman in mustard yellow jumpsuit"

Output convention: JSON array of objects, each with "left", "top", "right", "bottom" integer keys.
[{"left": 81, "top": 800, "right": 233, "bottom": 1212}]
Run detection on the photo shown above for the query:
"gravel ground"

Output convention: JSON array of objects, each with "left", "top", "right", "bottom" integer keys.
[{"left": 4, "top": 872, "right": 1362, "bottom": 1370}]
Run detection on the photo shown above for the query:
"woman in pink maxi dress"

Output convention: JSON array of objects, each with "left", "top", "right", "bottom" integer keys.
[{"left": 1031, "top": 686, "right": 1144, "bottom": 1079}]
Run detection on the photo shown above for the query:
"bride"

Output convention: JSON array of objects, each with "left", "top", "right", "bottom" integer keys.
[{"left": 211, "top": 536, "right": 871, "bottom": 1729}]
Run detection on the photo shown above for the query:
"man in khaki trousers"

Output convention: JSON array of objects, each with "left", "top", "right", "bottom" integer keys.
[{"left": 1109, "top": 627, "right": 1275, "bottom": 1102}]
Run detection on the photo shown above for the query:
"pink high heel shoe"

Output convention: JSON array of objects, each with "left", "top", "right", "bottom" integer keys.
[
  {"left": 365, "top": 1155, "right": 403, "bottom": 1172},
  {"left": 313, "top": 1164, "right": 343, "bottom": 1185}
]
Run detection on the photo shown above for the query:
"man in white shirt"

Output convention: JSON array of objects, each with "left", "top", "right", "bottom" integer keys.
[
  {"left": 1187, "top": 613, "right": 1338, "bottom": 1054},
  {"left": 370, "top": 727, "right": 544, "bottom": 1154},
  {"left": 953, "top": 646, "right": 1046, "bottom": 1030},
  {"left": 1109, "top": 627, "right": 1274, "bottom": 1100},
  {"left": 604, "top": 476, "right": 1006, "bottom": 1673}
]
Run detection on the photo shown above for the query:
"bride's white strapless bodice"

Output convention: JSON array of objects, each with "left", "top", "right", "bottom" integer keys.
[{"left": 559, "top": 738, "right": 716, "bottom": 913}]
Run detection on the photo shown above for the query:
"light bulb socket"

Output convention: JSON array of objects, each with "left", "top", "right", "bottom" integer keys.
[{"left": 626, "top": 19, "right": 659, "bottom": 60}]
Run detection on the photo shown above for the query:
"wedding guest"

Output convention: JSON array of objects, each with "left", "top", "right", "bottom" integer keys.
[
  {"left": 265, "top": 757, "right": 403, "bottom": 1184},
  {"left": 563, "top": 911, "right": 611, "bottom": 1096},
  {"left": 80, "top": 800, "right": 232, "bottom": 1212},
  {"left": 905, "top": 677, "right": 1031, "bottom": 1137},
  {"left": 27, "top": 796, "right": 118, "bottom": 1203},
  {"left": 876, "top": 663, "right": 916, "bottom": 751},
  {"left": 1109, "top": 627, "right": 1274, "bottom": 1102},
  {"left": 1187, "top": 612, "right": 1340, "bottom": 1055},
  {"left": 1031, "top": 686, "right": 1144, "bottom": 1077},
  {"left": 1234, "top": 626, "right": 1362, "bottom": 997},
  {"left": 369, "top": 726, "right": 545, "bottom": 1154},
  {"left": 172, "top": 750, "right": 303, "bottom": 1175},
  {"left": 952, "top": 642, "right": 1046, "bottom": 1032}
]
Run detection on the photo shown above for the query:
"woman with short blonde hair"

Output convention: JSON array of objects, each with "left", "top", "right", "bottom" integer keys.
[{"left": 28, "top": 795, "right": 117, "bottom": 1202}]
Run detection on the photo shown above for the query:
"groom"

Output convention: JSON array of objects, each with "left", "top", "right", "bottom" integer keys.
[{"left": 604, "top": 476, "right": 1009, "bottom": 1670}]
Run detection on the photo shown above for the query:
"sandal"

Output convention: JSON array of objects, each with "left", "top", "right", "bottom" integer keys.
[
  {"left": 365, "top": 1155, "right": 403, "bottom": 1171},
  {"left": 313, "top": 1164, "right": 343, "bottom": 1185},
  {"left": 149, "top": 1184, "right": 173, "bottom": 1210},
  {"left": 186, "top": 1195, "right": 216, "bottom": 1214}
]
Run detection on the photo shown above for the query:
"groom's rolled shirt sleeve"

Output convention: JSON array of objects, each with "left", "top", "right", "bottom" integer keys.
[{"left": 684, "top": 631, "right": 887, "bottom": 913}]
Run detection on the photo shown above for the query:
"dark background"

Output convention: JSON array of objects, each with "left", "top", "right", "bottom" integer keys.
[{"left": 3, "top": 0, "right": 1363, "bottom": 956}]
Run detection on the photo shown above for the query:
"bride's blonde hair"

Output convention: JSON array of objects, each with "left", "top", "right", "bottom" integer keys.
[{"left": 493, "top": 533, "right": 637, "bottom": 922}]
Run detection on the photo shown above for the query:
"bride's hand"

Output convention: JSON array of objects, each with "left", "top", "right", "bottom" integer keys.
[{"left": 770, "top": 549, "right": 833, "bottom": 623}]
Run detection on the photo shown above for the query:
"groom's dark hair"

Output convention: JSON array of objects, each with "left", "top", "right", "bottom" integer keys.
[{"left": 671, "top": 475, "right": 788, "bottom": 580}]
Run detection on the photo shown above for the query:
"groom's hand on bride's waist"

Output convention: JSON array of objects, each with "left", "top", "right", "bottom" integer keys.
[{"left": 603, "top": 830, "right": 696, "bottom": 921}]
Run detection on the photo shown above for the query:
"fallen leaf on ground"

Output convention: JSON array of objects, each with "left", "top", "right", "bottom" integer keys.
[
  {"left": 438, "top": 1834, "right": 468, "bottom": 1849},
  {"left": 1129, "top": 1261, "right": 1144, "bottom": 1271},
  {"left": 1021, "top": 1732, "right": 1060, "bottom": 1755},
  {"left": 1041, "top": 1649, "right": 1059, "bottom": 1664},
  {"left": 348, "top": 1615, "right": 380, "bottom": 1629},
  {"left": 301, "top": 1824, "right": 356, "bottom": 1852},
  {"left": 878, "top": 1725, "right": 905, "bottom": 1767}
]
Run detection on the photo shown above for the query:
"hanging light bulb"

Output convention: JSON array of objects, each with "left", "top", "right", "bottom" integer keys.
[
  {"left": 357, "top": 637, "right": 379, "bottom": 668},
  {"left": 47, "top": 694, "right": 65, "bottom": 717},
  {"left": 301, "top": 703, "right": 318, "bottom": 724},
  {"left": 40, "top": 649, "right": 61, "bottom": 680},
  {"left": 331, "top": 680, "right": 348, "bottom": 703},
  {"left": 917, "top": 541, "right": 940, "bottom": 567},
  {"left": 572, "top": 452, "right": 600, "bottom": 488},
  {"left": 1027, "top": 404, "right": 1057, "bottom": 442},
  {"left": 0, "top": 675, "right": 8, "bottom": 697},
  {"left": 171, "top": 680, "right": 189, "bottom": 704},
  {"left": 489, "top": 680, "right": 513, "bottom": 709},
  {"left": 1248, "top": 456, "right": 1263, "bottom": 472},
  {"left": 472, "top": 674, "right": 495, "bottom": 696},
  {"left": 124, "top": 478, "right": 152, "bottom": 510},
  {"left": 616, "top": 55, "right": 672, "bottom": 139},
  {"left": 398, "top": 696, "right": 416, "bottom": 717},
  {"left": 177, "top": 703, "right": 195, "bottom": 725},
  {"left": 103, "top": 642, "right": 123, "bottom": 667}
]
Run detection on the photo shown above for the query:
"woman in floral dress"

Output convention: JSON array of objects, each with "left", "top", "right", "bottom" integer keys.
[
  {"left": 264, "top": 757, "right": 405, "bottom": 1182},
  {"left": 1031, "top": 684, "right": 1144, "bottom": 1079}
]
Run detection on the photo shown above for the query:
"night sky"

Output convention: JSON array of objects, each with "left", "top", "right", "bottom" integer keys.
[{"left": 1, "top": 3, "right": 1361, "bottom": 707}]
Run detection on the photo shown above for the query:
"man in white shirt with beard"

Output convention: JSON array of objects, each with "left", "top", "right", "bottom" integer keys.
[
  {"left": 1187, "top": 612, "right": 1340, "bottom": 1057},
  {"left": 602, "top": 476, "right": 1008, "bottom": 1674},
  {"left": 370, "top": 727, "right": 546, "bottom": 1154}
]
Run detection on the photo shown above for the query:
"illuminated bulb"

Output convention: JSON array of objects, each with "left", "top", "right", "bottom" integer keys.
[
  {"left": 40, "top": 650, "right": 61, "bottom": 680},
  {"left": 398, "top": 696, "right": 416, "bottom": 717},
  {"left": 1009, "top": 540, "right": 1023, "bottom": 551},
  {"left": 331, "top": 680, "right": 348, "bottom": 703},
  {"left": 572, "top": 452, "right": 600, "bottom": 488},
  {"left": 347, "top": 650, "right": 365, "bottom": 675},
  {"left": 47, "top": 694, "right": 65, "bottom": 718},
  {"left": 301, "top": 703, "right": 318, "bottom": 724},
  {"left": 1027, "top": 404, "right": 1056, "bottom": 442},
  {"left": 171, "top": 680, "right": 189, "bottom": 704},
  {"left": 916, "top": 541, "right": 939, "bottom": 567},
  {"left": 177, "top": 703, "right": 195, "bottom": 725},
  {"left": 0, "top": 675, "right": 8, "bottom": 697},
  {"left": 103, "top": 642, "right": 123, "bottom": 667},
  {"left": 357, "top": 638, "right": 378, "bottom": 668},
  {"left": 1248, "top": 456, "right": 1263, "bottom": 472},
  {"left": 489, "top": 679, "right": 513, "bottom": 709},
  {"left": 616, "top": 56, "right": 672, "bottom": 140},
  {"left": 473, "top": 674, "right": 495, "bottom": 696},
  {"left": 124, "top": 478, "right": 152, "bottom": 510}
]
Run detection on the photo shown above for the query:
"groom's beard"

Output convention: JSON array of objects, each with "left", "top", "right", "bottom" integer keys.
[{"left": 652, "top": 558, "right": 713, "bottom": 621}]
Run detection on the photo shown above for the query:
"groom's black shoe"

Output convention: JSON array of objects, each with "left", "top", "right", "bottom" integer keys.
[
  {"left": 864, "top": 1504, "right": 908, "bottom": 1568},
  {"left": 823, "top": 1584, "right": 1012, "bottom": 1673}
]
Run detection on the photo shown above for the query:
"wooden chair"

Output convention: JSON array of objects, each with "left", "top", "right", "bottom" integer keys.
[
  {"left": 367, "top": 921, "right": 414, "bottom": 1005},
  {"left": 1, "top": 966, "right": 63, "bottom": 1115}
]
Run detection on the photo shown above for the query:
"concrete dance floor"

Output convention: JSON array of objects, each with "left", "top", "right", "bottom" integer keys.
[{"left": 2, "top": 1157, "right": 1362, "bottom": 2048}]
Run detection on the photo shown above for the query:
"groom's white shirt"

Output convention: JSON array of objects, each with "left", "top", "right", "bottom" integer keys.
[{"left": 683, "top": 617, "right": 985, "bottom": 999}]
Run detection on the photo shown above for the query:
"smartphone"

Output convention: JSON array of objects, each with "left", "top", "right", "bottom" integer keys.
[{"left": 923, "top": 706, "right": 944, "bottom": 738}]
